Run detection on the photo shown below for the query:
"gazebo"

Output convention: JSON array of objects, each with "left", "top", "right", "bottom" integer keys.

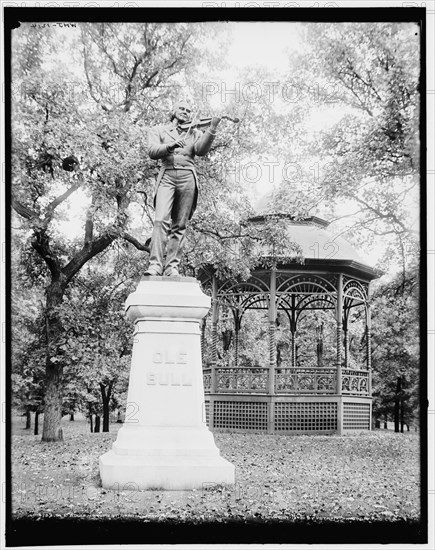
[{"left": 198, "top": 212, "right": 379, "bottom": 435}]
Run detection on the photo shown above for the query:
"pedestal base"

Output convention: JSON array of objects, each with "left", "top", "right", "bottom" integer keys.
[
  {"left": 98, "top": 277, "right": 235, "bottom": 490},
  {"left": 100, "top": 453, "right": 235, "bottom": 491},
  {"left": 100, "top": 425, "right": 234, "bottom": 490}
]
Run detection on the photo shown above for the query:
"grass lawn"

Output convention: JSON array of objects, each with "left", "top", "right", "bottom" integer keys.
[{"left": 11, "top": 416, "right": 420, "bottom": 524}]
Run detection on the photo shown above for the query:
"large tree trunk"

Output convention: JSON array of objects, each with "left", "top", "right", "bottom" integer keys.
[
  {"left": 42, "top": 363, "right": 64, "bottom": 441},
  {"left": 42, "top": 282, "right": 66, "bottom": 442},
  {"left": 70, "top": 413, "right": 74, "bottom": 421},
  {"left": 100, "top": 381, "right": 114, "bottom": 433},
  {"left": 94, "top": 415, "right": 101, "bottom": 432}
]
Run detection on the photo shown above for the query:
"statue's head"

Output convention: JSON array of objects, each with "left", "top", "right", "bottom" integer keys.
[{"left": 169, "top": 100, "right": 193, "bottom": 123}]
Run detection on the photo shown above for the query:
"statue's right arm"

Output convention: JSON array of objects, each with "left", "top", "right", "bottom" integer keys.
[{"left": 147, "top": 127, "right": 169, "bottom": 160}]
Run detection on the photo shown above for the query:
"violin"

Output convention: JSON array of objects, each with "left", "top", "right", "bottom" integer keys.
[{"left": 178, "top": 115, "right": 240, "bottom": 132}]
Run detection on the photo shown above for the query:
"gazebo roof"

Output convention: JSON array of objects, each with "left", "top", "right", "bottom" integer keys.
[
  {"left": 247, "top": 214, "right": 379, "bottom": 281},
  {"left": 249, "top": 214, "right": 367, "bottom": 264}
]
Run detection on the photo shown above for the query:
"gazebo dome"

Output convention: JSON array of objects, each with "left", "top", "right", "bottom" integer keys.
[{"left": 247, "top": 213, "right": 378, "bottom": 281}]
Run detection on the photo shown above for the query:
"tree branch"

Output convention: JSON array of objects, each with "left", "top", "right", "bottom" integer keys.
[
  {"left": 81, "top": 32, "right": 110, "bottom": 112},
  {"left": 12, "top": 198, "right": 40, "bottom": 221},
  {"left": 44, "top": 178, "right": 82, "bottom": 224},
  {"left": 84, "top": 193, "right": 97, "bottom": 246},
  {"left": 353, "top": 195, "right": 414, "bottom": 234},
  {"left": 31, "top": 231, "right": 62, "bottom": 281},
  {"left": 121, "top": 232, "right": 150, "bottom": 253},
  {"left": 62, "top": 231, "right": 118, "bottom": 285},
  {"left": 335, "top": 72, "right": 374, "bottom": 116}
]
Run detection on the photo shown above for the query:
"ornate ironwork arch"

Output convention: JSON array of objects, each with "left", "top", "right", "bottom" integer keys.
[
  {"left": 218, "top": 275, "right": 269, "bottom": 296},
  {"left": 343, "top": 278, "right": 368, "bottom": 302},
  {"left": 277, "top": 274, "right": 337, "bottom": 295}
]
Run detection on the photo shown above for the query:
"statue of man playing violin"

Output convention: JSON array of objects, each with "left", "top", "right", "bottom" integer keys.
[{"left": 145, "top": 101, "right": 221, "bottom": 277}]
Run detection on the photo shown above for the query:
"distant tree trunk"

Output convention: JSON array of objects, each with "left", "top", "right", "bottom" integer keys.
[
  {"left": 316, "top": 323, "right": 324, "bottom": 368},
  {"left": 100, "top": 381, "right": 114, "bottom": 433},
  {"left": 406, "top": 423, "right": 410, "bottom": 431},
  {"left": 400, "top": 398, "right": 405, "bottom": 433},
  {"left": 394, "top": 376, "right": 402, "bottom": 433},
  {"left": 384, "top": 416, "right": 388, "bottom": 430},
  {"left": 88, "top": 403, "right": 94, "bottom": 433},
  {"left": 375, "top": 419, "right": 381, "bottom": 429},
  {"left": 117, "top": 410, "right": 123, "bottom": 423},
  {"left": 222, "top": 329, "right": 232, "bottom": 352},
  {"left": 34, "top": 410, "right": 40, "bottom": 435},
  {"left": 24, "top": 409, "right": 31, "bottom": 430},
  {"left": 70, "top": 413, "right": 74, "bottom": 421},
  {"left": 94, "top": 415, "right": 101, "bottom": 432}
]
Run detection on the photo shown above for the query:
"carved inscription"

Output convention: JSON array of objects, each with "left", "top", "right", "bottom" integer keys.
[{"left": 146, "top": 350, "right": 192, "bottom": 386}]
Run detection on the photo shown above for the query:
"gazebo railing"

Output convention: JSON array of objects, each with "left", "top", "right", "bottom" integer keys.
[
  {"left": 275, "top": 367, "right": 337, "bottom": 394},
  {"left": 341, "top": 368, "right": 369, "bottom": 395},
  {"left": 203, "top": 368, "right": 212, "bottom": 392},
  {"left": 215, "top": 366, "right": 268, "bottom": 393},
  {"left": 203, "top": 365, "right": 370, "bottom": 396}
]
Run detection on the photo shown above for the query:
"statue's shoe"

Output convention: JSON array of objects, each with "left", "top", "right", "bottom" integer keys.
[
  {"left": 163, "top": 268, "right": 180, "bottom": 277},
  {"left": 144, "top": 267, "right": 163, "bottom": 276}
]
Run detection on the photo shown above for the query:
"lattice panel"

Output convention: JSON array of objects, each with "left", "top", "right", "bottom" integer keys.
[
  {"left": 274, "top": 402, "right": 337, "bottom": 432},
  {"left": 343, "top": 402, "right": 370, "bottom": 430},
  {"left": 203, "top": 401, "right": 210, "bottom": 426},
  {"left": 213, "top": 401, "right": 268, "bottom": 431}
]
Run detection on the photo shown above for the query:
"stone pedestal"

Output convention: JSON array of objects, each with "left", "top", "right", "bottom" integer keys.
[{"left": 99, "top": 276, "right": 235, "bottom": 490}]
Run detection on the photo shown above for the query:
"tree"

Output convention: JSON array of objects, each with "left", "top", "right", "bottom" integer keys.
[
  {"left": 370, "top": 266, "right": 419, "bottom": 429},
  {"left": 288, "top": 22, "right": 420, "bottom": 270},
  {"left": 11, "top": 236, "right": 46, "bottom": 434},
  {"left": 11, "top": 22, "right": 210, "bottom": 441},
  {"left": 61, "top": 259, "right": 135, "bottom": 432}
]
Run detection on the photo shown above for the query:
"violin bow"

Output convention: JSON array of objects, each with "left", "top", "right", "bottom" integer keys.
[{"left": 184, "top": 108, "right": 201, "bottom": 136}]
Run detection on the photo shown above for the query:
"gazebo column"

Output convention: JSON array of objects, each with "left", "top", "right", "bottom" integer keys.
[
  {"left": 267, "top": 266, "right": 277, "bottom": 433},
  {"left": 336, "top": 274, "right": 343, "bottom": 435},
  {"left": 210, "top": 276, "right": 219, "bottom": 394},
  {"left": 233, "top": 312, "right": 241, "bottom": 367},
  {"left": 200, "top": 318, "right": 206, "bottom": 361},
  {"left": 291, "top": 296, "right": 297, "bottom": 368},
  {"left": 291, "top": 329, "right": 296, "bottom": 368},
  {"left": 208, "top": 275, "right": 220, "bottom": 432},
  {"left": 343, "top": 318, "right": 349, "bottom": 369},
  {"left": 366, "top": 303, "right": 372, "bottom": 396}
]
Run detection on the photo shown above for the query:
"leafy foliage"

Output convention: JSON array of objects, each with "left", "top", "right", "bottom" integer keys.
[
  {"left": 370, "top": 267, "right": 419, "bottom": 426},
  {"left": 12, "top": 418, "right": 420, "bottom": 521},
  {"left": 269, "top": 22, "right": 420, "bottom": 270}
]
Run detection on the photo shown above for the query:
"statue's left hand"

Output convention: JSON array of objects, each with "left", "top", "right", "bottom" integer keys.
[{"left": 210, "top": 116, "right": 221, "bottom": 128}]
